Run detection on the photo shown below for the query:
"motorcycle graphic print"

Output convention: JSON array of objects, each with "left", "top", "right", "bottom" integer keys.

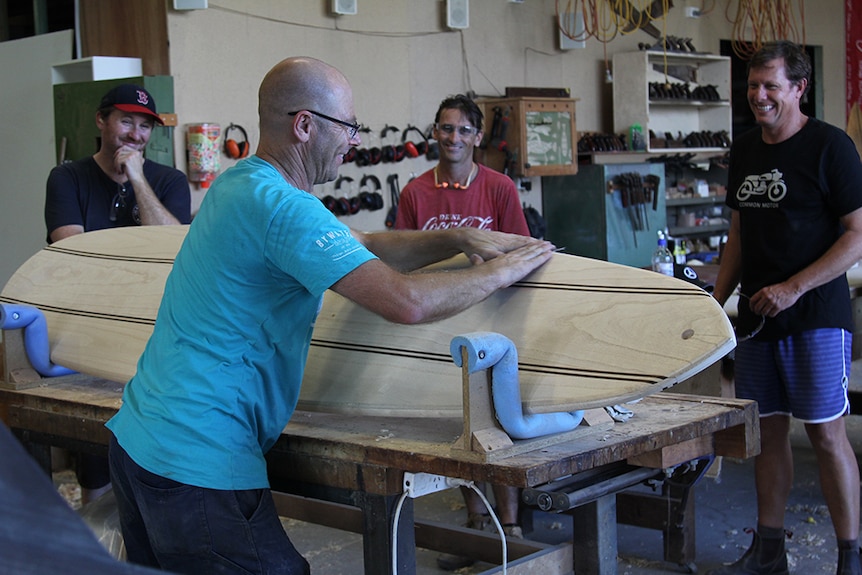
[{"left": 736, "top": 169, "right": 787, "bottom": 202}]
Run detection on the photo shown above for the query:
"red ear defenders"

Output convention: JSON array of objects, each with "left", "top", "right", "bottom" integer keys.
[
  {"left": 402, "top": 125, "right": 429, "bottom": 158},
  {"left": 224, "top": 123, "right": 250, "bottom": 159}
]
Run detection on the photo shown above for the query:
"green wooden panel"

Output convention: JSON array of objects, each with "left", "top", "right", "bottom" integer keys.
[
  {"left": 542, "top": 163, "right": 666, "bottom": 268},
  {"left": 53, "top": 76, "right": 175, "bottom": 167},
  {"left": 542, "top": 166, "right": 608, "bottom": 261}
]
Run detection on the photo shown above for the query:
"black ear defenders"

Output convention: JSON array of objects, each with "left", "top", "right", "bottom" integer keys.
[
  {"left": 224, "top": 123, "right": 250, "bottom": 159},
  {"left": 359, "top": 174, "right": 384, "bottom": 211},
  {"left": 322, "top": 175, "right": 384, "bottom": 216},
  {"left": 322, "top": 176, "right": 354, "bottom": 216},
  {"left": 424, "top": 125, "right": 439, "bottom": 160},
  {"left": 380, "top": 125, "right": 400, "bottom": 163}
]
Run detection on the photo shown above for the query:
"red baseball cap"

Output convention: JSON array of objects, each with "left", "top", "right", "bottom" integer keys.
[{"left": 99, "top": 84, "right": 164, "bottom": 125}]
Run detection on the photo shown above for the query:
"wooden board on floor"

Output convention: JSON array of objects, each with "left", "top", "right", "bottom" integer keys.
[{"left": 0, "top": 225, "right": 735, "bottom": 417}]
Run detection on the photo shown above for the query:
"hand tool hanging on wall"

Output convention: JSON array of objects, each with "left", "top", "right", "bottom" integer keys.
[
  {"left": 613, "top": 171, "right": 663, "bottom": 245},
  {"left": 384, "top": 174, "right": 401, "bottom": 228},
  {"left": 644, "top": 174, "right": 662, "bottom": 212},
  {"left": 488, "top": 105, "right": 510, "bottom": 152},
  {"left": 635, "top": 174, "right": 649, "bottom": 230},
  {"left": 615, "top": 174, "right": 639, "bottom": 247},
  {"left": 481, "top": 107, "right": 501, "bottom": 150}
]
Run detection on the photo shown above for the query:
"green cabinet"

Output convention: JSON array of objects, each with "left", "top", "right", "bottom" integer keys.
[
  {"left": 53, "top": 76, "right": 175, "bottom": 166},
  {"left": 542, "top": 164, "right": 666, "bottom": 269}
]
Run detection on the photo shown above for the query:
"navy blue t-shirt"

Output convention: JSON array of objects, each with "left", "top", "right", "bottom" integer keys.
[{"left": 45, "top": 156, "right": 191, "bottom": 243}]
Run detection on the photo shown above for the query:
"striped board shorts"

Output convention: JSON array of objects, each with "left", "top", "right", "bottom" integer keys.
[{"left": 734, "top": 328, "right": 851, "bottom": 423}]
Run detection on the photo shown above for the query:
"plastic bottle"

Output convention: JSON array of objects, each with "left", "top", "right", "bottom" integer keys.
[
  {"left": 673, "top": 239, "right": 687, "bottom": 265},
  {"left": 630, "top": 123, "right": 646, "bottom": 151},
  {"left": 652, "top": 231, "right": 674, "bottom": 277}
]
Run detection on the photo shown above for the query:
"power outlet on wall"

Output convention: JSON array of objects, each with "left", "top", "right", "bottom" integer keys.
[
  {"left": 173, "top": 0, "right": 207, "bottom": 9},
  {"left": 332, "top": 0, "right": 358, "bottom": 15},
  {"left": 447, "top": 0, "right": 469, "bottom": 29}
]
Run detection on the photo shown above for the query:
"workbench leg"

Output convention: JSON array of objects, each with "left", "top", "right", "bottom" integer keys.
[
  {"left": 616, "top": 486, "right": 697, "bottom": 569},
  {"left": 663, "top": 483, "right": 696, "bottom": 567},
  {"left": 355, "top": 492, "right": 416, "bottom": 575},
  {"left": 569, "top": 494, "right": 618, "bottom": 575}
]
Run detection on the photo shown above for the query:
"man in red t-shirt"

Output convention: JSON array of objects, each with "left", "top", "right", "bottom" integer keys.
[
  {"left": 396, "top": 94, "right": 529, "bottom": 570},
  {"left": 395, "top": 95, "right": 529, "bottom": 236}
]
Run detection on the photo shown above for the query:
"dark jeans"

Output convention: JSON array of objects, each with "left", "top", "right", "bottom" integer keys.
[
  {"left": 75, "top": 451, "right": 111, "bottom": 489},
  {"left": 108, "top": 435, "right": 310, "bottom": 575}
]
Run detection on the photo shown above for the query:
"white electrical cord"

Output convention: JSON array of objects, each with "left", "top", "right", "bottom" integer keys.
[
  {"left": 391, "top": 490, "right": 411, "bottom": 574},
  {"left": 390, "top": 479, "right": 509, "bottom": 575},
  {"left": 464, "top": 480, "right": 508, "bottom": 575}
]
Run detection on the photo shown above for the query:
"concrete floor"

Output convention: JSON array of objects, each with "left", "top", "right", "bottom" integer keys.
[{"left": 57, "top": 418, "right": 862, "bottom": 575}]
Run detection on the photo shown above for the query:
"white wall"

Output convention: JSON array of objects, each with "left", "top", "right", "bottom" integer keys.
[
  {"left": 0, "top": 2, "right": 848, "bottom": 286},
  {"left": 0, "top": 31, "right": 72, "bottom": 288},
  {"left": 165, "top": 0, "right": 846, "bottom": 231}
]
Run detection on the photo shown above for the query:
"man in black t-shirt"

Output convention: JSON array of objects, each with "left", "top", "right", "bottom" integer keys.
[
  {"left": 712, "top": 42, "right": 862, "bottom": 575},
  {"left": 45, "top": 83, "right": 190, "bottom": 244},
  {"left": 43, "top": 84, "right": 191, "bottom": 504}
]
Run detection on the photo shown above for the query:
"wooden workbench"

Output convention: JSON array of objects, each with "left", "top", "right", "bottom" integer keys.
[{"left": 0, "top": 372, "right": 758, "bottom": 575}]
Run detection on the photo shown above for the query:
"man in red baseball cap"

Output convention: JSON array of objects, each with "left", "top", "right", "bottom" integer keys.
[
  {"left": 45, "top": 82, "right": 191, "bottom": 505},
  {"left": 46, "top": 82, "right": 189, "bottom": 243}
]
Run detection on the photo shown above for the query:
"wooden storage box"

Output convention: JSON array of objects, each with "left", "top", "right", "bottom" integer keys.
[{"left": 476, "top": 97, "right": 578, "bottom": 178}]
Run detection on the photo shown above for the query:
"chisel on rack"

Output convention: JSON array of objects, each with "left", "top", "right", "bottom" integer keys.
[{"left": 617, "top": 175, "right": 638, "bottom": 246}]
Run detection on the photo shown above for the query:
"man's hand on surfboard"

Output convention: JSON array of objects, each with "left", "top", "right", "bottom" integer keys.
[
  {"left": 469, "top": 239, "right": 556, "bottom": 287},
  {"left": 459, "top": 228, "right": 556, "bottom": 264}
]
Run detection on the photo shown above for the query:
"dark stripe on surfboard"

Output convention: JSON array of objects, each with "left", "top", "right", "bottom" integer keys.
[
  {"left": 311, "top": 338, "right": 664, "bottom": 385},
  {"left": 0, "top": 292, "right": 677, "bottom": 386},
  {"left": 40, "top": 246, "right": 709, "bottom": 299},
  {"left": 514, "top": 281, "right": 709, "bottom": 297},
  {"left": 0, "top": 297, "right": 156, "bottom": 326},
  {"left": 45, "top": 245, "right": 175, "bottom": 265}
]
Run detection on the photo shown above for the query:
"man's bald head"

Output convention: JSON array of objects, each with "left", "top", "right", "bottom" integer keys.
[{"left": 259, "top": 57, "right": 352, "bottom": 137}]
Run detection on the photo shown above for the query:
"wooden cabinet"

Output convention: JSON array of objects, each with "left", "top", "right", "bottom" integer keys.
[
  {"left": 612, "top": 51, "right": 731, "bottom": 153},
  {"left": 476, "top": 97, "right": 578, "bottom": 178}
]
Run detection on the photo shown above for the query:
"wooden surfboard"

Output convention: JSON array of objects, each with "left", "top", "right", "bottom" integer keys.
[{"left": 0, "top": 225, "right": 735, "bottom": 417}]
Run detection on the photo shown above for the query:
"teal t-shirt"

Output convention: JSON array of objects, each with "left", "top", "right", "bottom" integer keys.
[{"left": 106, "top": 156, "right": 377, "bottom": 489}]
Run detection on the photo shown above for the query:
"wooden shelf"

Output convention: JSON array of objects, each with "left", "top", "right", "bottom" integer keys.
[
  {"left": 612, "top": 51, "right": 732, "bottom": 154},
  {"left": 649, "top": 100, "right": 730, "bottom": 107},
  {"left": 668, "top": 223, "right": 729, "bottom": 237},
  {"left": 581, "top": 150, "right": 727, "bottom": 165},
  {"left": 667, "top": 195, "right": 726, "bottom": 207}
]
